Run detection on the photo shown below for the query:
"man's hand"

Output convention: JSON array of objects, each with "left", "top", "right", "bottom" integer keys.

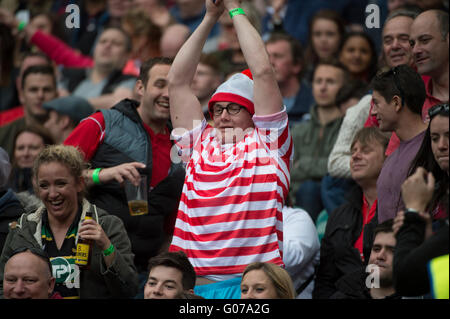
[
  {"left": 98, "top": 162, "right": 146, "bottom": 186},
  {"left": 393, "top": 209, "right": 433, "bottom": 240},
  {"left": 393, "top": 210, "right": 405, "bottom": 236},
  {"left": 401, "top": 167, "right": 435, "bottom": 213},
  {"left": 206, "top": 0, "right": 225, "bottom": 18},
  {"left": 270, "top": 0, "right": 286, "bottom": 14}
]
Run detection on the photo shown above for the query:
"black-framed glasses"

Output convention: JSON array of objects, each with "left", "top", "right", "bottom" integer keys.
[
  {"left": 376, "top": 66, "right": 405, "bottom": 106},
  {"left": 212, "top": 103, "right": 243, "bottom": 117},
  {"left": 428, "top": 103, "right": 449, "bottom": 119}
]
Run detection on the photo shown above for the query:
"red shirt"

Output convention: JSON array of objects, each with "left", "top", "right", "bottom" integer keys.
[
  {"left": 0, "top": 106, "right": 24, "bottom": 127},
  {"left": 64, "top": 112, "right": 172, "bottom": 188},
  {"left": 422, "top": 76, "right": 443, "bottom": 122},
  {"left": 354, "top": 195, "right": 377, "bottom": 262}
]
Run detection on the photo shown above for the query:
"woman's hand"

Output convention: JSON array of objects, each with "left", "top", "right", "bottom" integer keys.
[
  {"left": 78, "top": 218, "right": 111, "bottom": 251},
  {"left": 393, "top": 210, "right": 433, "bottom": 240},
  {"left": 401, "top": 167, "right": 435, "bottom": 213},
  {"left": 393, "top": 210, "right": 405, "bottom": 236}
]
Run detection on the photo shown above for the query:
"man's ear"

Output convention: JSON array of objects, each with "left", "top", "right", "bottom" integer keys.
[
  {"left": 48, "top": 277, "right": 56, "bottom": 298},
  {"left": 136, "top": 79, "right": 145, "bottom": 98},
  {"left": 60, "top": 114, "right": 72, "bottom": 129},
  {"left": 392, "top": 95, "right": 402, "bottom": 112}
]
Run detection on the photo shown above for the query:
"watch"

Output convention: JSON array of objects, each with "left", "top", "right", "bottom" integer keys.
[{"left": 405, "top": 208, "right": 420, "bottom": 214}]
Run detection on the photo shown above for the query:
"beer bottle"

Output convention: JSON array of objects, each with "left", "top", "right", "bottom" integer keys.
[{"left": 75, "top": 211, "right": 93, "bottom": 270}]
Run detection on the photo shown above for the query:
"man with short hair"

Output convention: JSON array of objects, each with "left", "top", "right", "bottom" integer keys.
[
  {"left": 43, "top": 96, "right": 94, "bottom": 144},
  {"left": 410, "top": 9, "right": 449, "bottom": 119},
  {"left": 366, "top": 220, "right": 398, "bottom": 299},
  {"left": 59, "top": 27, "right": 136, "bottom": 110},
  {"left": 0, "top": 8, "right": 136, "bottom": 111},
  {"left": 290, "top": 61, "right": 346, "bottom": 222},
  {"left": 160, "top": 24, "right": 191, "bottom": 59},
  {"left": 0, "top": 52, "right": 52, "bottom": 125},
  {"left": 265, "top": 32, "right": 314, "bottom": 124},
  {"left": 0, "top": 65, "right": 57, "bottom": 157},
  {"left": 64, "top": 57, "right": 185, "bottom": 296},
  {"left": 371, "top": 64, "right": 428, "bottom": 223},
  {"left": 3, "top": 248, "right": 56, "bottom": 299},
  {"left": 330, "top": 220, "right": 401, "bottom": 299},
  {"left": 382, "top": 10, "right": 418, "bottom": 68},
  {"left": 329, "top": 9, "right": 419, "bottom": 180},
  {"left": 144, "top": 251, "right": 196, "bottom": 299},
  {"left": 314, "top": 127, "right": 389, "bottom": 299}
]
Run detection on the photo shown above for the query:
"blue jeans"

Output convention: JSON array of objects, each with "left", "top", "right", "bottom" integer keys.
[
  {"left": 295, "top": 179, "right": 323, "bottom": 223},
  {"left": 320, "top": 175, "right": 356, "bottom": 214}
]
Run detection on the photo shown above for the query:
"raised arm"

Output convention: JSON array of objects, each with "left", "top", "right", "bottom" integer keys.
[
  {"left": 224, "top": 0, "right": 283, "bottom": 115},
  {"left": 168, "top": 0, "right": 224, "bottom": 131}
]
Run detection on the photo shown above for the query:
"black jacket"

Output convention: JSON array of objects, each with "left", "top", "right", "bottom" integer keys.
[
  {"left": 0, "top": 189, "right": 23, "bottom": 253},
  {"left": 313, "top": 186, "right": 378, "bottom": 299},
  {"left": 331, "top": 267, "right": 402, "bottom": 299},
  {"left": 62, "top": 68, "right": 136, "bottom": 94},
  {"left": 88, "top": 99, "right": 185, "bottom": 272},
  {"left": 394, "top": 213, "right": 449, "bottom": 297}
]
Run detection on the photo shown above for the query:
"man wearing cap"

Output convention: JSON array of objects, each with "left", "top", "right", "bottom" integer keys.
[
  {"left": 167, "top": 0, "right": 292, "bottom": 298},
  {"left": 43, "top": 96, "right": 94, "bottom": 144}
]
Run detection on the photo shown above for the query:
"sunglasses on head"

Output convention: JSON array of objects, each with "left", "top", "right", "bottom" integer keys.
[
  {"left": 376, "top": 66, "right": 405, "bottom": 107},
  {"left": 428, "top": 103, "right": 449, "bottom": 119}
]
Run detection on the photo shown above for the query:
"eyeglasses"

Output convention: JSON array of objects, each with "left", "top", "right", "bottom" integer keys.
[
  {"left": 428, "top": 103, "right": 449, "bottom": 119},
  {"left": 376, "top": 66, "right": 405, "bottom": 107},
  {"left": 212, "top": 103, "right": 243, "bottom": 117}
]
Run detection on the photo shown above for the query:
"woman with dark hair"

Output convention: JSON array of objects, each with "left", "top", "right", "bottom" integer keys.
[
  {"left": 8, "top": 125, "right": 54, "bottom": 194},
  {"left": 392, "top": 104, "right": 448, "bottom": 298},
  {"left": 303, "top": 10, "right": 346, "bottom": 82},
  {"left": 339, "top": 31, "right": 378, "bottom": 83},
  {"left": 407, "top": 103, "right": 449, "bottom": 220}
]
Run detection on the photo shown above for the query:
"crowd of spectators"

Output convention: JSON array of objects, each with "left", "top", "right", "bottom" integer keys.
[{"left": 0, "top": 0, "right": 448, "bottom": 300}]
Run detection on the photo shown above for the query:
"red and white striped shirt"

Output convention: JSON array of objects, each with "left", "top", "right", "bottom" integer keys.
[{"left": 169, "top": 108, "right": 293, "bottom": 279}]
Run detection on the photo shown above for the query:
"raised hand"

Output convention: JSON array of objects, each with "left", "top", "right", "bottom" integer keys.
[
  {"left": 401, "top": 167, "right": 435, "bottom": 213},
  {"left": 98, "top": 162, "right": 146, "bottom": 186},
  {"left": 206, "top": 0, "right": 225, "bottom": 19}
]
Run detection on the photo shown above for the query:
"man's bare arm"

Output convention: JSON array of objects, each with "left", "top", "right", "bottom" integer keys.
[
  {"left": 168, "top": 0, "right": 225, "bottom": 131},
  {"left": 224, "top": 0, "right": 283, "bottom": 116}
]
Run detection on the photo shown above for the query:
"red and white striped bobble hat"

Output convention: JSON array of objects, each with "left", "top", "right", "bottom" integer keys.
[{"left": 208, "top": 69, "right": 254, "bottom": 118}]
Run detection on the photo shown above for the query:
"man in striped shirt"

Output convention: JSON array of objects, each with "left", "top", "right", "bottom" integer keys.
[{"left": 167, "top": 0, "right": 293, "bottom": 298}]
